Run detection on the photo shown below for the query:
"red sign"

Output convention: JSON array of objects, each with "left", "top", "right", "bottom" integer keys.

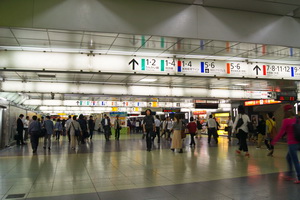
[
  {"left": 193, "top": 111, "right": 207, "bottom": 115},
  {"left": 244, "top": 99, "right": 281, "bottom": 106}
]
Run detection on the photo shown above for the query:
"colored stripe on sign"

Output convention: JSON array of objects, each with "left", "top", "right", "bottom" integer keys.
[
  {"left": 263, "top": 65, "right": 267, "bottom": 75},
  {"left": 141, "top": 59, "right": 145, "bottom": 70},
  {"left": 178, "top": 61, "right": 182, "bottom": 72},
  {"left": 291, "top": 67, "right": 295, "bottom": 77},
  {"left": 200, "top": 62, "right": 205, "bottom": 73},
  {"left": 290, "top": 48, "right": 294, "bottom": 57},
  {"left": 226, "top": 63, "right": 231, "bottom": 74},
  {"left": 161, "top": 60, "right": 165, "bottom": 71}
]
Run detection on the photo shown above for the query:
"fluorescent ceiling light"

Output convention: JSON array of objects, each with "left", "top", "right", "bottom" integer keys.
[
  {"left": 139, "top": 79, "right": 157, "bottom": 82},
  {"left": 235, "top": 83, "right": 249, "bottom": 86}
]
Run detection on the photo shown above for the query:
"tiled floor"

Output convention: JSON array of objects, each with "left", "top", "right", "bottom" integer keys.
[{"left": 0, "top": 133, "right": 299, "bottom": 200}]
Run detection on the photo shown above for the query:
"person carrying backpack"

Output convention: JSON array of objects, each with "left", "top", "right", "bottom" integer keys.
[
  {"left": 271, "top": 105, "right": 300, "bottom": 184},
  {"left": 233, "top": 105, "right": 251, "bottom": 157}
]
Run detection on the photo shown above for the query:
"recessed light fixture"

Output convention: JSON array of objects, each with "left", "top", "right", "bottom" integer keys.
[{"left": 139, "top": 79, "right": 157, "bottom": 82}]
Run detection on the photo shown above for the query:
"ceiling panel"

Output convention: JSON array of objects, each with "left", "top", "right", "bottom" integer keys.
[
  {"left": 18, "top": 39, "right": 50, "bottom": 47},
  {"left": 48, "top": 31, "right": 83, "bottom": 42},
  {"left": 51, "top": 41, "right": 81, "bottom": 49},
  {"left": 0, "top": 38, "right": 19, "bottom": 46},
  {"left": 202, "top": 0, "right": 298, "bottom": 16},
  {"left": 82, "top": 34, "right": 116, "bottom": 45},
  {"left": 12, "top": 29, "right": 48, "bottom": 40},
  {"left": 0, "top": 28, "right": 13, "bottom": 37}
]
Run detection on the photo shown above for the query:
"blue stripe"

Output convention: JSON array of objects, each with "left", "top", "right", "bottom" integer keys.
[
  {"left": 291, "top": 67, "right": 295, "bottom": 77},
  {"left": 290, "top": 48, "right": 294, "bottom": 56},
  {"left": 201, "top": 62, "right": 205, "bottom": 73},
  {"left": 178, "top": 66, "right": 182, "bottom": 72}
]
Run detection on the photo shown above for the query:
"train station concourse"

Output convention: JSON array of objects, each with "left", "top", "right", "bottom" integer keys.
[{"left": 1, "top": 0, "right": 300, "bottom": 199}]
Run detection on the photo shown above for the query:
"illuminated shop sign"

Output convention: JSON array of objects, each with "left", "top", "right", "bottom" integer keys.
[
  {"left": 244, "top": 99, "right": 281, "bottom": 106},
  {"left": 162, "top": 108, "right": 181, "bottom": 113},
  {"left": 193, "top": 111, "right": 207, "bottom": 115}
]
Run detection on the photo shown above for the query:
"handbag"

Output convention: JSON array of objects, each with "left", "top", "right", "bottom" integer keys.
[
  {"left": 71, "top": 122, "right": 80, "bottom": 137},
  {"left": 181, "top": 121, "right": 187, "bottom": 139}
]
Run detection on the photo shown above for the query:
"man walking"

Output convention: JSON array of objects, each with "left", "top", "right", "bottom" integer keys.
[
  {"left": 43, "top": 116, "right": 54, "bottom": 150},
  {"left": 16, "top": 114, "right": 25, "bottom": 145},
  {"left": 101, "top": 114, "right": 111, "bottom": 141},
  {"left": 207, "top": 115, "right": 218, "bottom": 144}
]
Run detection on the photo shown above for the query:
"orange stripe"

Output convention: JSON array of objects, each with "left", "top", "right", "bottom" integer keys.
[{"left": 227, "top": 63, "right": 231, "bottom": 74}]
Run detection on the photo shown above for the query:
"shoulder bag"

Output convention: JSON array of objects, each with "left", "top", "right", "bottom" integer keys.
[{"left": 71, "top": 122, "right": 80, "bottom": 137}]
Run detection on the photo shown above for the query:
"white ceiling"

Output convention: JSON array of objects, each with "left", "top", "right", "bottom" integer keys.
[
  {"left": 148, "top": 0, "right": 300, "bottom": 17},
  {"left": 0, "top": 27, "right": 299, "bottom": 63}
]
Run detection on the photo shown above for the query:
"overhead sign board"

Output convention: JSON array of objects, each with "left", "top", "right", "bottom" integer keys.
[
  {"left": 128, "top": 56, "right": 300, "bottom": 80},
  {"left": 244, "top": 99, "right": 282, "bottom": 106}
]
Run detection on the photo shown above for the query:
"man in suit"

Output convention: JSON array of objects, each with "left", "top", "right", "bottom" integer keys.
[
  {"left": 101, "top": 114, "right": 111, "bottom": 141},
  {"left": 17, "top": 114, "right": 25, "bottom": 145}
]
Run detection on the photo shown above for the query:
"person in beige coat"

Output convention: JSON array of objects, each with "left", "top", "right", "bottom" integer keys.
[
  {"left": 171, "top": 114, "right": 184, "bottom": 153},
  {"left": 67, "top": 116, "right": 82, "bottom": 150},
  {"left": 114, "top": 115, "right": 122, "bottom": 140}
]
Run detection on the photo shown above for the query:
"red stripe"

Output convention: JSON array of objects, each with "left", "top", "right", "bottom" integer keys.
[
  {"left": 263, "top": 65, "right": 267, "bottom": 75},
  {"left": 178, "top": 61, "right": 182, "bottom": 67}
]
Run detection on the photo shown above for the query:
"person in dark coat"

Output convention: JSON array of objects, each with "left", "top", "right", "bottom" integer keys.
[
  {"left": 88, "top": 116, "right": 95, "bottom": 140},
  {"left": 101, "top": 114, "right": 111, "bottom": 141},
  {"left": 16, "top": 114, "right": 25, "bottom": 145},
  {"left": 78, "top": 114, "right": 88, "bottom": 144}
]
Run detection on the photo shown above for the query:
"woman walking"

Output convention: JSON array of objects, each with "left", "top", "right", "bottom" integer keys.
[
  {"left": 233, "top": 105, "right": 251, "bottom": 157},
  {"left": 271, "top": 105, "right": 300, "bottom": 184},
  {"left": 171, "top": 114, "right": 184, "bottom": 153}
]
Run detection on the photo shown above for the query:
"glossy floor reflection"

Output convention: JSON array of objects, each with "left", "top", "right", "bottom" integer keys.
[{"left": 0, "top": 133, "right": 299, "bottom": 200}]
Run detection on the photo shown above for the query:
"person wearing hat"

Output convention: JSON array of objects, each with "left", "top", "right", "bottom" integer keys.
[
  {"left": 272, "top": 104, "right": 300, "bottom": 184},
  {"left": 114, "top": 115, "right": 122, "bottom": 140}
]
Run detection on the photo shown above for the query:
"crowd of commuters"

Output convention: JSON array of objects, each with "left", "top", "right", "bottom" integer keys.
[{"left": 15, "top": 104, "right": 300, "bottom": 183}]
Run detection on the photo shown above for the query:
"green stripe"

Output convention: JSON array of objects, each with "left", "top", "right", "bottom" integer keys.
[
  {"left": 161, "top": 60, "right": 165, "bottom": 71},
  {"left": 141, "top": 59, "right": 145, "bottom": 70}
]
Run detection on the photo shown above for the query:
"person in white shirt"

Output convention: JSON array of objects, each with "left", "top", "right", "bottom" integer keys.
[
  {"left": 233, "top": 105, "right": 251, "bottom": 157},
  {"left": 23, "top": 116, "right": 29, "bottom": 141},
  {"left": 163, "top": 117, "right": 173, "bottom": 140},
  {"left": 207, "top": 115, "right": 218, "bottom": 144},
  {"left": 227, "top": 116, "right": 234, "bottom": 141},
  {"left": 65, "top": 115, "right": 72, "bottom": 143},
  {"left": 153, "top": 115, "right": 161, "bottom": 143}
]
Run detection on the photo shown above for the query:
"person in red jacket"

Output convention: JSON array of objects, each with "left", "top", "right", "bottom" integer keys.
[
  {"left": 272, "top": 105, "right": 300, "bottom": 184},
  {"left": 187, "top": 117, "right": 197, "bottom": 147}
]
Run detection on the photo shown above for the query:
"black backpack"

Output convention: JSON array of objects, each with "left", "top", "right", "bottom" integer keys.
[
  {"left": 293, "top": 116, "right": 300, "bottom": 142},
  {"left": 236, "top": 115, "right": 244, "bottom": 129}
]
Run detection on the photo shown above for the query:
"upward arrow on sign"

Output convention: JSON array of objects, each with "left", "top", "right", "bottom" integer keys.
[
  {"left": 129, "top": 59, "right": 139, "bottom": 70},
  {"left": 253, "top": 65, "right": 261, "bottom": 75}
]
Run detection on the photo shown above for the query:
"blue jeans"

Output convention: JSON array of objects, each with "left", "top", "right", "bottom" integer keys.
[{"left": 286, "top": 143, "right": 300, "bottom": 180}]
